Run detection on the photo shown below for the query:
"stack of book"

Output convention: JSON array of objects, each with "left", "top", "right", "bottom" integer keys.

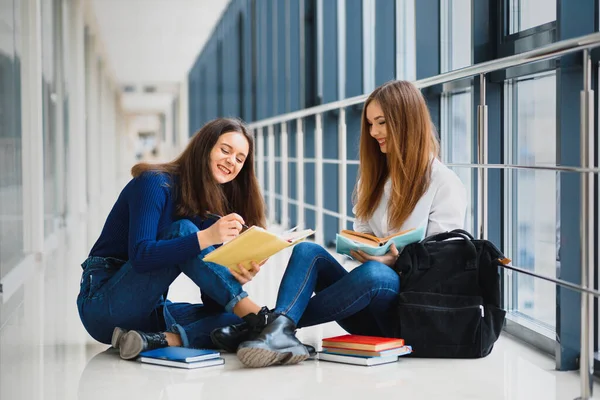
[
  {"left": 318, "top": 334, "right": 411, "bottom": 366},
  {"left": 139, "top": 347, "right": 225, "bottom": 369}
]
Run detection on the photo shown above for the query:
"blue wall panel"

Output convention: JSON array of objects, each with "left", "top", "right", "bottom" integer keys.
[{"left": 375, "top": 0, "right": 396, "bottom": 85}]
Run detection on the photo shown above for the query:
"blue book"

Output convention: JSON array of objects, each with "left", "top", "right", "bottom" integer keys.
[
  {"left": 336, "top": 224, "right": 426, "bottom": 257},
  {"left": 139, "top": 347, "right": 220, "bottom": 363}
]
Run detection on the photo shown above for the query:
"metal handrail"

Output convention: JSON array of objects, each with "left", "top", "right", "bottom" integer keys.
[{"left": 248, "top": 31, "right": 600, "bottom": 129}]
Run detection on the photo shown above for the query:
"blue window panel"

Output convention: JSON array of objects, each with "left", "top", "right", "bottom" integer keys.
[
  {"left": 323, "top": 113, "right": 339, "bottom": 159},
  {"left": 288, "top": 121, "right": 297, "bottom": 157},
  {"left": 275, "top": 198, "right": 282, "bottom": 224},
  {"left": 256, "top": 1, "right": 266, "bottom": 120},
  {"left": 321, "top": 0, "right": 338, "bottom": 104},
  {"left": 346, "top": 108, "right": 361, "bottom": 160},
  {"left": 304, "top": 116, "right": 316, "bottom": 158},
  {"left": 275, "top": 161, "right": 281, "bottom": 198},
  {"left": 289, "top": 203, "right": 298, "bottom": 228},
  {"left": 415, "top": 0, "right": 440, "bottom": 80},
  {"left": 347, "top": 163, "right": 359, "bottom": 218},
  {"left": 274, "top": 124, "right": 281, "bottom": 157},
  {"left": 216, "top": 40, "right": 224, "bottom": 116},
  {"left": 415, "top": 0, "right": 440, "bottom": 138},
  {"left": 288, "top": 0, "right": 301, "bottom": 112},
  {"left": 187, "top": 64, "right": 197, "bottom": 136},
  {"left": 320, "top": 1, "right": 339, "bottom": 160},
  {"left": 375, "top": 0, "right": 396, "bottom": 85},
  {"left": 345, "top": 0, "right": 363, "bottom": 97},
  {"left": 324, "top": 215, "right": 339, "bottom": 247},
  {"left": 323, "top": 163, "right": 339, "bottom": 214},
  {"left": 555, "top": 0, "right": 596, "bottom": 372},
  {"left": 305, "top": 209, "right": 316, "bottom": 233},
  {"left": 289, "top": 161, "right": 297, "bottom": 200},
  {"left": 304, "top": 162, "right": 316, "bottom": 205},
  {"left": 303, "top": 0, "right": 319, "bottom": 108},
  {"left": 275, "top": 0, "right": 287, "bottom": 116},
  {"left": 323, "top": 163, "right": 339, "bottom": 245},
  {"left": 243, "top": 1, "right": 254, "bottom": 121},
  {"left": 264, "top": 1, "right": 274, "bottom": 117}
]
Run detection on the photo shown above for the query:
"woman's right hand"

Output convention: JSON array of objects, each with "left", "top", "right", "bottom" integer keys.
[{"left": 197, "top": 213, "right": 246, "bottom": 248}]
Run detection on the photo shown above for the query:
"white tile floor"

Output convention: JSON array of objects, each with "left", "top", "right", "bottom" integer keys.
[{"left": 1, "top": 221, "right": 598, "bottom": 400}]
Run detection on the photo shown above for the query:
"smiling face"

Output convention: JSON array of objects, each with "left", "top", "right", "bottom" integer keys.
[
  {"left": 209, "top": 131, "right": 250, "bottom": 184},
  {"left": 366, "top": 100, "right": 388, "bottom": 153}
]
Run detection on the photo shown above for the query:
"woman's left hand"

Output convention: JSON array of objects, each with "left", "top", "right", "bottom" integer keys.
[
  {"left": 350, "top": 243, "right": 400, "bottom": 267},
  {"left": 229, "top": 261, "right": 262, "bottom": 285}
]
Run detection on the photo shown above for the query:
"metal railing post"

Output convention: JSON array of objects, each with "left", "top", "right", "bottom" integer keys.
[
  {"left": 576, "top": 48, "right": 595, "bottom": 400},
  {"left": 281, "top": 122, "right": 289, "bottom": 229},
  {"left": 477, "top": 73, "right": 488, "bottom": 240},
  {"left": 315, "top": 113, "right": 324, "bottom": 245},
  {"left": 267, "top": 125, "right": 276, "bottom": 223},
  {"left": 296, "top": 118, "right": 305, "bottom": 230},
  {"left": 338, "top": 108, "right": 348, "bottom": 233},
  {"left": 256, "top": 128, "right": 265, "bottom": 193}
]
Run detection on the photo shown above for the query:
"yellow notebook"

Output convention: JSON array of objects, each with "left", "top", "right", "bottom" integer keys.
[{"left": 202, "top": 226, "right": 315, "bottom": 273}]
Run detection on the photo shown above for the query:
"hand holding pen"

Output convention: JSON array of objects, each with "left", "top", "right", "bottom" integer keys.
[{"left": 199, "top": 212, "right": 248, "bottom": 247}]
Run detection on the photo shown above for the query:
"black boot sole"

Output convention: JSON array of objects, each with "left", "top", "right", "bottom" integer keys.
[
  {"left": 237, "top": 345, "right": 309, "bottom": 368},
  {"left": 119, "top": 331, "right": 145, "bottom": 360}
]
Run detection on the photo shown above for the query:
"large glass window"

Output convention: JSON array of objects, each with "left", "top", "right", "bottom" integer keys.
[
  {"left": 41, "top": 0, "right": 59, "bottom": 236},
  {"left": 504, "top": 72, "right": 557, "bottom": 330},
  {"left": 440, "top": 0, "right": 474, "bottom": 233},
  {"left": 508, "top": 0, "right": 557, "bottom": 34},
  {"left": 441, "top": 89, "right": 474, "bottom": 233},
  {"left": 0, "top": 0, "right": 24, "bottom": 275}
]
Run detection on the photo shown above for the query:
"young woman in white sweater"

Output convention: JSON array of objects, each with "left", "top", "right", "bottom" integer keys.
[{"left": 213, "top": 80, "right": 468, "bottom": 368}]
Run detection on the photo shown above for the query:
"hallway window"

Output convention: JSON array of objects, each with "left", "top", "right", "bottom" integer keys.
[
  {"left": 0, "top": 0, "right": 24, "bottom": 274},
  {"left": 441, "top": 89, "right": 474, "bottom": 234},
  {"left": 508, "top": 0, "right": 556, "bottom": 34},
  {"left": 440, "top": 0, "right": 474, "bottom": 233},
  {"left": 504, "top": 72, "right": 557, "bottom": 331},
  {"left": 41, "top": 0, "right": 61, "bottom": 236}
]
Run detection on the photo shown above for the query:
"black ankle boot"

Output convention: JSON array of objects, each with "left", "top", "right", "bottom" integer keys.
[
  {"left": 236, "top": 314, "right": 309, "bottom": 368},
  {"left": 119, "top": 330, "right": 169, "bottom": 360},
  {"left": 210, "top": 306, "right": 274, "bottom": 353}
]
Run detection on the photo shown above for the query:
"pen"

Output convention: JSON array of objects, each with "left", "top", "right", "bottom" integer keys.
[{"left": 205, "top": 212, "right": 249, "bottom": 232}]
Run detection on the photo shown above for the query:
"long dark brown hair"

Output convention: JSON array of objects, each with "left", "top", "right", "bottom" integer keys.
[
  {"left": 131, "top": 118, "right": 266, "bottom": 228},
  {"left": 354, "top": 80, "right": 440, "bottom": 230}
]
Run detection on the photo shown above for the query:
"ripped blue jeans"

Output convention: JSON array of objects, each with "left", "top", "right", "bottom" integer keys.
[{"left": 76, "top": 220, "right": 245, "bottom": 349}]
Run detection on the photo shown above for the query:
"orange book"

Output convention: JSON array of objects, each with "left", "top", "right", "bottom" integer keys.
[{"left": 321, "top": 335, "right": 405, "bottom": 352}]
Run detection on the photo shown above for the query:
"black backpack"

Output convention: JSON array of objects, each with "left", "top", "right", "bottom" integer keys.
[{"left": 391, "top": 229, "right": 507, "bottom": 358}]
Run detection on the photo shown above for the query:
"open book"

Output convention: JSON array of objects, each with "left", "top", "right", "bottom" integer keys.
[
  {"left": 336, "top": 224, "right": 426, "bottom": 257},
  {"left": 203, "top": 226, "right": 315, "bottom": 273}
]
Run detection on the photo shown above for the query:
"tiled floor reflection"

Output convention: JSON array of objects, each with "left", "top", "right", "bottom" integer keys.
[{"left": 1, "top": 220, "right": 598, "bottom": 400}]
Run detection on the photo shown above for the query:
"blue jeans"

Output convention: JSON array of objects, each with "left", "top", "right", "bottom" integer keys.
[
  {"left": 273, "top": 242, "right": 400, "bottom": 337},
  {"left": 76, "top": 220, "right": 246, "bottom": 349}
]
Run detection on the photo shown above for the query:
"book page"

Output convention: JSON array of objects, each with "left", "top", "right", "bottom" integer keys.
[
  {"left": 281, "top": 229, "right": 315, "bottom": 243},
  {"left": 380, "top": 227, "right": 416, "bottom": 242},
  {"left": 339, "top": 230, "right": 382, "bottom": 245}
]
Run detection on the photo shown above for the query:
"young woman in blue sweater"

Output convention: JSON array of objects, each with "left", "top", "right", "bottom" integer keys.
[
  {"left": 218, "top": 81, "right": 467, "bottom": 368},
  {"left": 77, "top": 118, "right": 286, "bottom": 360}
]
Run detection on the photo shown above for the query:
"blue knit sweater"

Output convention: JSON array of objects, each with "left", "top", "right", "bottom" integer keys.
[{"left": 89, "top": 172, "right": 214, "bottom": 273}]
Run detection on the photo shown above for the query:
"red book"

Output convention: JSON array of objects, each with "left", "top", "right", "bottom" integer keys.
[{"left": 321, "top": 335, "right": 405, "bottom": 352}]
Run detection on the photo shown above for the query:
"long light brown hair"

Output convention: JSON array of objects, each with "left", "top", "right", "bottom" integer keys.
[
  {"left": 131, "top": 118, "right": 266, "bottom": 228},
  {"left": 353, "top": 80, "right": 440, "bottom": 230}
]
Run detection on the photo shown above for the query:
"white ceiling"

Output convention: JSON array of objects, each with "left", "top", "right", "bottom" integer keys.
[{"left": 91, "top": 0, "right": 230, "bottom": 111}]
